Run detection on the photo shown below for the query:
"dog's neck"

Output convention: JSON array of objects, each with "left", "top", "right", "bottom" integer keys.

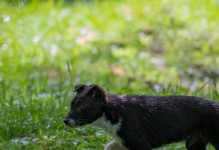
[
  {"left": 91, "top": 93, "right": 123, "bottom": 144},
  {"left": 92, "top": 113, "right": 121, "bottom": 130},
  {"left": 105, "top": 93, "right": 119, "bottom": 103},
  {"left": 92, "top": 113, "right": 123, "bottom": 144}
]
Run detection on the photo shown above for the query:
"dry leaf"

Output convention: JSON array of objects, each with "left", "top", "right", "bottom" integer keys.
[{"left": 109, "top": 64, "right": 125, "bottom": 76}]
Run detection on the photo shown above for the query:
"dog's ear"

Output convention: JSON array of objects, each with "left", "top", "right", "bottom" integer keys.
[
  {"left": 74, "top": 85, "right": 86, "bottom": 94},
  {"left": 85, "top": 85, "right": 105, "bottom": 101}
]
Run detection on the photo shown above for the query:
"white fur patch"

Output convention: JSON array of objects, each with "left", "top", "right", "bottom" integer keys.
[
  {"left": 92, "top": 114, "right": 123, "bottom": 144},
  {"left": 104, "top": 140, "right": 127, "bottom": 150}
]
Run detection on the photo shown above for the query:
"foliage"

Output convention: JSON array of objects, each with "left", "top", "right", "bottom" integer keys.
[{"left": 0, "top": 0, "right": 219, "bottom": 149}]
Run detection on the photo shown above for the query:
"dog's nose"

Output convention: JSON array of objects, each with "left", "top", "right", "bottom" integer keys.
[{"left": 63, "top": 118, "right": 69, "bottom": 124}]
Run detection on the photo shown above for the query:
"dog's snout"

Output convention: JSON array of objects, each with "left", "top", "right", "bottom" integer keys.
[
  {"left": 63, "top": 118, "right": 76, "bottom": 127},
  {"left": 63, "top": 118, "right": 69, "bottom": 124}
]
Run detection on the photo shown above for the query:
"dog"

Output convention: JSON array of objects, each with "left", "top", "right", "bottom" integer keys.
[{"left": 64, "top": 84, "right": 219, "bottom": 150}]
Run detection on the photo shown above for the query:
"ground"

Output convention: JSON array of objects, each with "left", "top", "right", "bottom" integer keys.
[{"left": 0, "top": 0, "right": 219, "bottom": 149}]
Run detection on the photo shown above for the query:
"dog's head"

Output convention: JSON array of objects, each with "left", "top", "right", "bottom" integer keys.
[{"left": 64, "top": 84, "right": 106, "bottom": 127}]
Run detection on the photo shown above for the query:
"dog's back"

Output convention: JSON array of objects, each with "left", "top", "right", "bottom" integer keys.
[{"left": 103, "top": 94, "right": 219, "bottom": 149}]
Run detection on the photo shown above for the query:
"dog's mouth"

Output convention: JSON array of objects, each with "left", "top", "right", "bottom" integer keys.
[
  {"left": 63, "top": 118, "right": 77, "bottom": 128},
  {"left": 63, "top": 118, "right": 87, "bottom": 128}
]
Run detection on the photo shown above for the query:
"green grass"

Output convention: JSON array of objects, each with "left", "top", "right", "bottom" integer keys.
[{"left": 0, "top": 0, "right": 219, "bottom": 149}]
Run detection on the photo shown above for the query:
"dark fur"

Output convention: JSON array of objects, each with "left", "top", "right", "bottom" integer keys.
[{"left": 64, "top": 84, "right": 219, "bottom": 150}]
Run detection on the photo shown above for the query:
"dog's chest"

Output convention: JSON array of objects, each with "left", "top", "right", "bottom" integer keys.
[{"left": 92, "top": 114, "right": 123, "bottom": 144}]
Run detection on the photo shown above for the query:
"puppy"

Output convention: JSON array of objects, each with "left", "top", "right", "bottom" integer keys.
[{"left": 64, "top": 84, "right": 219, "bottom": 150}]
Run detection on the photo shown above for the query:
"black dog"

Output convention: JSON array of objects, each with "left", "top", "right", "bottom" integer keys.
[{"left": 64, "top": 84, "right": 219, "bottom": 150}]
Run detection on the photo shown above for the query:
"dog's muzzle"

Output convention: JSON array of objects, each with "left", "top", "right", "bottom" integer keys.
[{"left": 63, "top": 118, "right": 76, "bottom": 127}]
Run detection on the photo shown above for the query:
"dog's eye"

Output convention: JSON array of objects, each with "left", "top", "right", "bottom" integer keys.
[
  {"left": 71, "top": 99, "right": 81, "bottom": 108},
  {"left": 76, "top": 103, "right": 85, "bottom": 111},
  {"left": 76, "top": 102, "right": 80, "bottom": 107},
  {"left": 76, "top": 100, "right": 82, "bottom": 107}
]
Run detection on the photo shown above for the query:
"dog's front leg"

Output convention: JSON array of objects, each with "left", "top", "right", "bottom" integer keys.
[{"left": 104, "top": 140, "right": 127, "bottom": 150}]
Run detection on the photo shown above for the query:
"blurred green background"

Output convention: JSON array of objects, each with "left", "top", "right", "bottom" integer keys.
[{"left": 0, "top": 0, "right": 219, "bottom": 149}]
